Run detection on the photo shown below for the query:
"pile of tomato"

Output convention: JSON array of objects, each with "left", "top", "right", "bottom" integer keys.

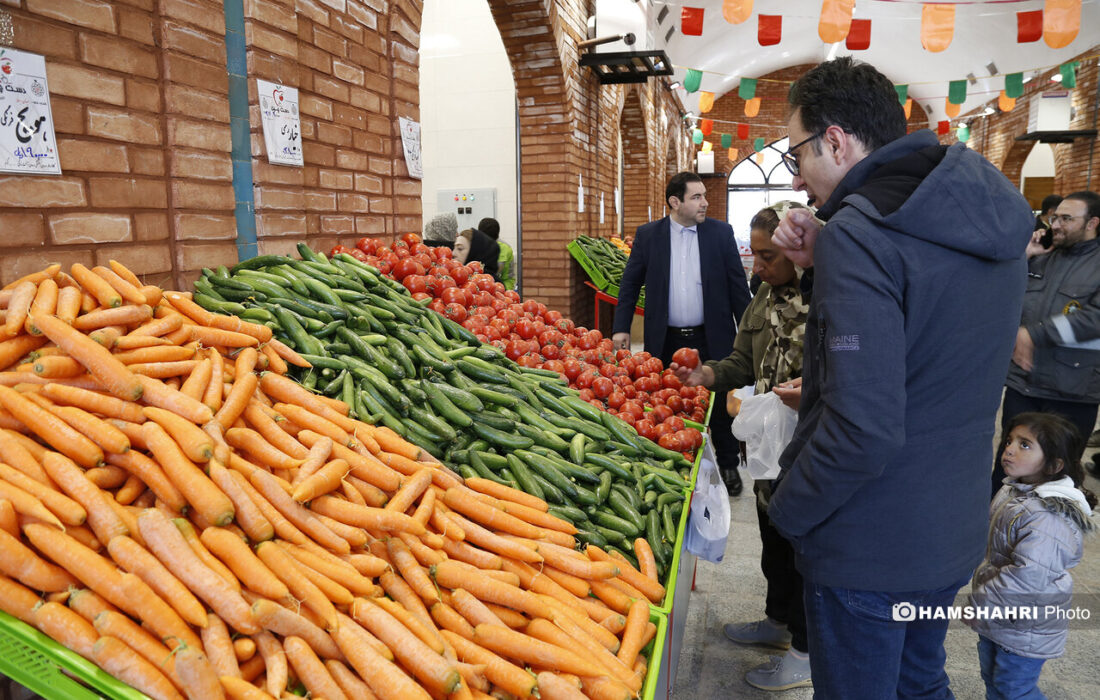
[{"left": 329, "top": 235, "right": 708, "bottom": 454}]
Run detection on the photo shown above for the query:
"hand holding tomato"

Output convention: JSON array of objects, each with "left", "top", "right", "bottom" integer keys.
[
  {"left": 670, "top": 359, "right": 713, "bottom": 389},
  {"left": 671, "top": 347, "right": 699, "bottom": 369}
]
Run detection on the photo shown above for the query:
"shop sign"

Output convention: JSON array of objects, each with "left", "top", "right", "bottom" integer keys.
[
  {"left": 399, "top": 116, "right": 422, "bottom": 179},
  {"left": 0, "top": 48, "right": 60, "bottom": 175},
  {"left": 257, "top": 79, "right": 303, "bottom": 167}
]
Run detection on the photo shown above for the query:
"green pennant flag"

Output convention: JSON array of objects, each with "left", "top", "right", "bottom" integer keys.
[
  {"left": 692, "top": 128, "right": 704, "bottom": 144},
  {"left": 753, "top": 137, "right": 765, "bottom": 152},
  {"left": 684, "top": 69, "right": 703, "bottom": 93},
  {"left": 895, "top": 84, "right": 908, "bottom": 106},
  {"left": 738, "top": 78, "right": 757, "bottom": 100},
  {"left": 948, "top": 79, "right": 967, "bottom": 105},
  {"left": 957, "top": 124, "right": 970, "bottom": 142},
  {"left": 720, "top": 133, "right": 732, "bottom": 149},
  {"left": 1060, "top": 62, "right": 1078, "bottom": 88},
  {"left": 1005, "top": 73, "right": 1024, "bottom": 99}
]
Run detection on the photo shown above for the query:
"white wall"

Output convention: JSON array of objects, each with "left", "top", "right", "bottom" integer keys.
[
  {"left": 419, "top": 0, "right": 518, "bottom": 270},
  {"left": 1021, "top": 142, "right": 1055, "bottom": 180}
]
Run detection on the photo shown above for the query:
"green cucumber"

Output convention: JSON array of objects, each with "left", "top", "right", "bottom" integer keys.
[
  {"left": 506, "top": 454, "right": 543, "bottom": 500},
  {"left": 421, "top": 380, "right": 473, "bottom": 428},
  {"left": 591, "top": 509, "right": 641, "bottom": 537},
  {"left": 471, "top": 421, "right": 532, "bottom": 451}
]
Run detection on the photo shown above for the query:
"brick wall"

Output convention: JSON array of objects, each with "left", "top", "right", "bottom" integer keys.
[{"left": 0, "top": 0, "right": 420, "bottom": 289}]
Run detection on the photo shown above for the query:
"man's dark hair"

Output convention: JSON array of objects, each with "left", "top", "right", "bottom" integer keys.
[
  {"left": 788, "top": 57, "right": 906, "bottom": 153},
  {"left": 1062, "top": 191, "right": 1100, "bottom": 225},
  {"left": 1040, "top": 194, "right": 1063, "bottom": 215},
  {"left": 666, "top": 172, "right": 704, "bottom": 206},
  {"left": 477, "top": 217, "right": 500, "bottom": 240}
]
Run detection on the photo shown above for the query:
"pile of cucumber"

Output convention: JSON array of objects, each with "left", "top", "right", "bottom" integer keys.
[
  {"left": 572, "top": 235, "right": 644, "bottom": 305},
  {"left": 192, "top": 244, "right": 692, "bottom": 578}
]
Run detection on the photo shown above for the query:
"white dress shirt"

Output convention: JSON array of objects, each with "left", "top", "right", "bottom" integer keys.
[{"left": 667, "top": 218, "right": 705, "bottom": 327}]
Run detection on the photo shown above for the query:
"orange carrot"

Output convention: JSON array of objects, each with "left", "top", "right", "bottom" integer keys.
[
  {"left": 0, "top": 572, "right": 41, "bottom": 623},
  {"left": 199, "top": 527, "right": 288, "bottom": 600},
  {"left": 137, "top": 374, "right": 214, "bottom": 424},
  {"left": 88, "top": 324, "right": 125, "bottom": 349},
  {"left": 227, "top": 468, "right": 307, "bottom": 545},
  {"left": 32, "top": 312, "right": 141, "bottom": 400},
  {"left": 172, "top": 644, "right": 223, "bottom": 700},
  {"left": 443, "top": 487, "right": 545, "bottom": 539},
  {"left": 384, "top": 536, "right": 437, "bottom": 605},
  {"left": 474, "top": 623, "right": 605, "bottom": 678},
  {"left": 165, "top": 292, "right": 273, "bottom": 344},
  {"left": 70, "top": 263, "right": 122, "bottom": 308},
  {"left": 539, "top": 593, "right": 621, "bottom": 655},
  {"left": 0, "top": 385, "right": 104, "bottom": 467},
  {"left": 4, "top": 281, "right": 36, "bottom": 337},
  {"left": 179, "top": 356, "right": 213, "bottom": 400},
  {"left": 143, "top": 421, "right": 234, "bottom": 526},
  {"left": 218, "top": 677, "right": 275, "bottom": 700},
  {"left": 106, "top": 535, "right": 208, "bottom": 628},
  {"left": 431, "top": 560, "right": 552, "bottom": 620},
  {"left": 249, "top": 598, "right": 342, "bottom": 660},
  {"left": 39, "top": 382, "right": 146, "bottom": 423},
  {"left": 371, "top": 595, "right": 446, "bottom": 655},
  {"left": 54, "top": 285, "right": 82, "bottom": 325},
  {"left": 226, "top": 427, "right": 300, "bottom": 471},
  {"left": 72, "top": 303, "right": 153, "bottom": 331},
  {"left": 298, "top": 429, "right": 401, "bottom": 492},
  {"left": 43, "top": 402, "right": 131, "bottom": 454},
  {"left": 291, "top": 458, "right": 349, "bottom": 503},
  {"left": 331, "top": 612, "right": 433, "bottom": 700},
  {"left": 252, "top": 630, "right": 288, "bottom": 697},
  {"left": 259, "top": 343, "right": 287, "bottom": 375},
  {"left": 248, "top": 470, "right": 348, "bottom": 554},
  {"left": 588, "top": 580, "right": 633, "bottom": 615},
  {"left": 32, "top": 601, "right": 99, "bottom": 662},
  {"left": 173, "top": 518, "right": 240, "bottom": 590},
  {"left": 599, "top": 547, "right": 665, "bottom": 603},
  {"left": 431, "top": 600, "right": 476, "bottom": 640},
  {"left": 92, "top": 265, "right": 147, "bottom": 305},
  {"left": 0, "top": 462, "right": 85, "bottom": 527},
  {"left": 190, "top": 325, "right": 258, "bottom": 348},
  {"left": 445, "top": 511, "right": 543, "bottom": 564},
  {"left": 207, "top": 460, "right": 274, "bottom": 543},
  {"left": 107, "top": 259, "right": 143, "bottom": 289},
  {"left": 537, "top": 670, "right": 587, "bottom": 700},
  {"left": 128, "top": 312, "right": 184, "bottom": 339},
  {"left": 107, "top": 450, "right": 188, "bottom": 514},
  {"left": 310, "top": 495, "right": 424, "bottom": 535},
  {"left": 115, "top": 344, "right": 195, "bottom": 365},
  {"left": 25, "top": 280, "right": 57, "bottom": 335},
  {"left": 243, "top": 402, "right": 309, "bottom": 459},
  {"left": 0, "top": 498, "right": 16, "bottom": 536},
  {"left": 3, "top": 264, "right": 59, "bottom": 293},
  {"left": 283, "top": 635, "right": 349, "bottom": 700},
  {"left": 136, "top": 509, "right": 258, "bottom": 635},
  {"left": 41, "top": 451, "right": 128, "bottom": 542},
  {"left": 351, "top": 597, "right": 460, "bottom": 695},
  {"left": 29, "top": 355, "right": 85, "bottom": 378},
  {"left": 441, "top": 629, "right": 538, "bottom": 699},
  {"left": 66, "top": 587, "right": 118, "bottom": 623},
  {"left": 325, "top": 659, "right": 378, "bottom": 700},
  {"left": 291, "top": 434, "right": 333, "bottom": 485},
  {"left": 93, "top": 610, "right": 182, "bottom": 689},
  {"left": 254, "top": 540, "right": 337, "bottom": 630},
  {"left": 533, "top": 540, "right": 618, "bottom": 580},
  {"left": 616, "top": 598, "right": 650, "bottom": 668},
  {"left": 232, "top": 636, "right": 254, "bottom": 663},
  {"left": 215, "top": 372, "right": 259, "bottom": 431},
  {"left": 200, "top": 612, "right": 241, "bottom": 680},
  {"left": 282, "top": 541, "right": 376, "bottom": 597},
  {"left": 0, "top": 526, "right": 80, "bottom": 591},
  {"left": 143, "top": 405, "right": 213, "bottom": 462},
  {"left": 450, "top": 588, "right": 509, "bottom": 629},
  {"left": 525, "top": 618, "right": 632, "bottom": 690}
]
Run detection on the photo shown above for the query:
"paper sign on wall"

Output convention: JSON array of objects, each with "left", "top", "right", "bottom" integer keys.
[
  {"left": 257, "top": 80, "right": 303, "bottom": 167},
  {"left": 599, "top": 194, "right": 605, "bottom": 224},
  {"left": 399, "top": 117, "right": 423, "bottom": 179},
  {"left": 0, "top": 48, "right": 60, "bottom": 175}
]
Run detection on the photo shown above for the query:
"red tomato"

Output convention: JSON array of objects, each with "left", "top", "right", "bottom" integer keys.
[
  {"left": 541, "top": 344, "right": 560, "bottom": 360},
  {"left": 440, "top": 287, "right": 469, "bottom": 306},
  {"left": 434, "top": 246, "right": 453, "bottom": 260},
  {"left": 622, "top": 384, "right": 637, "bottom": 399},
  {"left": 654, "top": 423, "right": 673, "bottom": 440},
  {"left": 575, "top": 371, "right": 596, "bottom": 389},
  {"left": 514, "top": 318, "right": 537, "bottom": 340},
  {"left": 592, "top": 377, "right": 614, "bottom": 399},
  {"left": 666, "top": 395, "right": 684, "bottom": 414},
  {"left": 555, "top": 319, "right": 575, "bottom": 334},
  {"left": 620, "top": 401, "right": 645, "bottom": 420},
  {"left": 542, "top": 359, "right": 565, "bottom": 376},
  {"left": 662, "top": 372, "right": 683, "bottom": 390},
  {"left": 402, "top": 275, "right": 427, "bottom": 295},
  {"left": 391, "top": 258, "right": 424, "bottom": 281},
  {"left": 443, "top": 303, "right": 467, "bottom": 323},
  {"left": 663, "top": 416, "right": 685, "bottom": 432},
  {"left": 563, "top": 359, "right": 583, "bottom": 381},
  {"left": 598, "top": 363, "right": 617, "bottom": 379},
  {"left": 635, "top": 419, "right": 657, "bottom": 441},
  {"left": 411, "top": 292, "right": 431, "bottom": 302},
  {"left": 616, "top": 411, "right": 637, "bottom": 426},
  {"left": 356, "top": 237, "right": 379, "bottom": 254},
  {"left": 401, "top": 232, "right": 422, "bottom": 246},
  {"left": 607, "top": 391, "right": 626, "bottom": 410},
  {"left": 650, "top": 405, "right": 673, "bottom": 424},
  {"left": 350, "top": 249, "right": 369, "bottom": 262},
  {"left": 680, "top": 385, "right": 697, "bottom": 399},
  {"left": 504, "top": 290, "right": 521, "bottom": 303},
  {"left": 472, "top": 274, "right": 496, "bottom": 292},
  {"left": 578, "top": 388, "right": 595, "bottom": 402},
  {"left": 543, "top": 310, "right": 563, "bottom": 325},
  {"left": 517, "top": 353, "right": 541, "bottom": 368},
  {"left": 428, "top": 298, "right": 445, "bottom": 314},
  {"left": 671, "top": 347, "right": 700, "bottom": 369},
  {"left": 330, "top": 245, "right": 352, "bottom": 257},
  {"left": 615, "top": 349, "right": 632, "bottom": 361},
  {"left": 658, "top": 432, "right": 684, "bottom": 452},
  {"left": 692, "top": 408, "right": 706, "bottom": 423}
]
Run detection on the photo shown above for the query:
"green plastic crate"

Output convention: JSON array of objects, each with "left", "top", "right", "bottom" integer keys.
[
  {"left": 567, "top": 239, "right": 610, "bottom": 290},
  {"left": 603, "top": 282, "right": 645, "bottom": 309},
  {"left": 0, "top": 610, "right": 148, "bottom": 700},
  {"left": 640, "top": 610, "right": 669, "bottom": 700},
  {"left": 651, "top": 481, "right": 694, "bottom": 615}
]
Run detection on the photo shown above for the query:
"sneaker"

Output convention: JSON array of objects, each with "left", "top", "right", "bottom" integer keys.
[
  {"left": 723, "top": 619, "right": 791, "bottom": 650},
  {"left": 1088, "top": 430, "right": 1100, "bottom": 448},
  {"left": 745, "top": 651, "right": 813, "bottom": 691}
]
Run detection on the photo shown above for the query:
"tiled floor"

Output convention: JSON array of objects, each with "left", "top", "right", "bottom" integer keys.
[{"left": 671, "top": 449, "right": 1100, "bottom": 699}]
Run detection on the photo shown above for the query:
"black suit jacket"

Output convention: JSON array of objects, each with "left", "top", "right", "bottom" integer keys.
[{"left": 613, "top": 216, "right": 750, "bottom": 361}]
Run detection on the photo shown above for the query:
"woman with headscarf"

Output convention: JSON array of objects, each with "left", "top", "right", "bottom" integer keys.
[
  {"left": 423, "top": 212, "right": 458, "bottom": 248},
  {"left": 454, "top": 228, "right": 500, "bottom": 279}
]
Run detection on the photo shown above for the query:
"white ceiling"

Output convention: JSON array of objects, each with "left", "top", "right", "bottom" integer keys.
[{"left": 648, "top": 0, "right": 1100, "bottom": 127}]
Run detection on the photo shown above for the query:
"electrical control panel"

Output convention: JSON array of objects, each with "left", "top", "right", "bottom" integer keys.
[{"left": 436, "top": 188, "right": 497, "bottom": 231}]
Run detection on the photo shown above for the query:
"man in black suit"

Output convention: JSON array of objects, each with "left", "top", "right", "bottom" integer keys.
[{"left": 612, "top": 171, "right": 752, "bottom": 494}]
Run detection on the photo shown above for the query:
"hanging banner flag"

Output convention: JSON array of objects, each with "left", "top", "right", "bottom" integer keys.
[
  {"left": 682, "top": 7, "right": 705, "bottom": 36},
  {"left": 701, "top": 141, "right": 713, "bottom": 153},
  {"left": 738, "top": 78, "right": 757, "bottom": 100},
  {"left": 948, "top": 79, "right": 967, "bottom": 105},
  {"left": 720, "top": 133, "right": 732, "bottom": 148},
  {"left": 904, "top": 98, "right": 913, "bottom": 119},
  {"left": 945, "top": 100, "right": 960, "bottom": 118},
  {"left": 753, "top": 137, "right": 765, "bottom": 152},
  {"left": 737, "top": 123, "right": 750, "bottom": 140},
  {"left": 723, "top": 0, "right": 753, "bottom": 24},
  {"left": 895, "top": 84, "right": 909, "bottom": 105},
  {"left": 999, "top": 90, "right": 1017, "bottom": 112},
  {"left": 818, "top": 0, "right": 855, "bottom": 44},
  {"left": 700, "top": 118, "right": 714, "bottom": 136},
  {"left": 937, "top": 120, "right": 950, "bottom": 136},
  {"left": 684, "top": 68, "right": 703, "bottom": 93},
  {"left": 692, "top": 129, "right": 704, "bottom": 144},
  {"left": 1044, "top": 0, "right": 1080, "bottom": 48},
  {"left": 921, "top": 4, "right": 955, "bottom": 53},
  {"left": 846, "top": 19, "right": 871, "bottom": 50},
  {"left": 1004, "top": 72, "right": 1024, "bottom": 98},
  {"left": 1017, "top": 10, "right": 1043, "bottom": 43},
  {"left": 728, "top": 147, "right": 739, "bottom": 162},
  {"left": 698, "top": 91, "right": 715, "bottom": 113},
  {"left": 744, "top": 97, "right": 761, "bottom": 117},
  {"left": 956, "top": 124, "right": 970, "bottom": 142},
  {"left": 755, "top": 151, "right": 766, "bottom": 165},
  {"left": 1060, "top": 61, "right": 1078, "bottom": 88},
  {"left": 758, "top": 15, "right": 782, "bottom": 46}
]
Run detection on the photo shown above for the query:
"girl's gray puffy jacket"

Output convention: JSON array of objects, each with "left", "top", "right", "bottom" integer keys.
[{"left": 969, "top": 477, "right": 1094, "bottom": 658}]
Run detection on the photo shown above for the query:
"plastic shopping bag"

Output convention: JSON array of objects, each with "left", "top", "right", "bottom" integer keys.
[
  {"left": 685, "top": 440, "right": 730, "bottom": 562},
  {"left": 731, "top": 391, "right": 798, "bottom": 480}
]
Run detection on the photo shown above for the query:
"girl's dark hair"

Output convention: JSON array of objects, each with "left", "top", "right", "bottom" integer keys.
[{"left": 1001, "top": 412, "right": 1097, "bottom": 507}]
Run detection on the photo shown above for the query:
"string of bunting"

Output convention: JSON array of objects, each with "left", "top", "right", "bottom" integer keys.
[{"left": 669, "top": 0, "right": 1082, "bottom": 50}]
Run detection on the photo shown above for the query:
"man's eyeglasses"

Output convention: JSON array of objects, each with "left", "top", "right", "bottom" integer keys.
[
  {"left": 781, "top": 131, "right": 826, "bottom": 176},
  {"left": 1050, "top": 214, "right": 1085, "bottom": 225}
]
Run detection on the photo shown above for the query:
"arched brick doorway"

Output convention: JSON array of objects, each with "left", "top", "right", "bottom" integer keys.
[
  {"left": 621, "top": 90, "right": 651, "bottom": 235},
  {"left": 1001, "top": 139, "right": 1037, "bottom": 190}
]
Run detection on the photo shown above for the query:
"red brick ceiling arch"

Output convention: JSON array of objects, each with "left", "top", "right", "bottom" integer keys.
[{"left": 621, "top": 87, "right": 651, "bottom": 234}]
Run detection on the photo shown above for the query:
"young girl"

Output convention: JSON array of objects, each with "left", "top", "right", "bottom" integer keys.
[{"left": 970, "top": 412, "right": 1095, "bottom": 699}]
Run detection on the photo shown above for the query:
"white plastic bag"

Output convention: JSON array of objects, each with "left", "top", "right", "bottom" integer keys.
[
  {"left": 685, "top": 440, "right": 730, "bottom": 562},
  {"left": 731, "top": 391, "right": 798, "bottom": 480}
]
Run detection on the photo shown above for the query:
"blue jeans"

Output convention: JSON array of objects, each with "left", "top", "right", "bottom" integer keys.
[
  {"left": 977, "top": 636, "right": 1047, "bottom": 699},
  {"left": 803, "top": 577, "right": 969, "bottom": 699}
]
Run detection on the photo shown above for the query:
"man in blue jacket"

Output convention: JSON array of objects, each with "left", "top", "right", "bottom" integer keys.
[
  {"left": 612, "top": 172, "right": 751, "bottom": 493},
  {"left": 770, "top": 57, "right": 1033, "bottom": 698}
]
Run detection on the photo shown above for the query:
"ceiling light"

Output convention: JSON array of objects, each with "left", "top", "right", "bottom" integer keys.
[
  {"left": 668, "top": 81, "right": 681, "bottom": 90},
  {"left": 1051, "top": 73, "right": 1063, "bottom": 82},
  {"left": 983, "top": 107, "right": 995, "bottom": 116}
]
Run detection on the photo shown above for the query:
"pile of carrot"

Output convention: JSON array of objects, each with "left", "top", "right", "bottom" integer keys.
[{"left": 0, "top": 262, "right": 667, "bottom": 700}]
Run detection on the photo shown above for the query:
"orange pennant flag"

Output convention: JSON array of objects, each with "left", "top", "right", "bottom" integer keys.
[
  {"left": 818, "top": 0, "right": 855, "bottom": 44},
  {"left": 744, "top": 96, "right": 761, "bottom": 117},
  {"left": 722, "top": 0, "right": 753, "bottom": 24},
  {"left": 755, "top": 151, "right": 766, "bottom": 165},
  {"left": 728, "top": 148, "right": 739, "bottom": 162},
  {"left": 1044, "top": 0, "right": 1081, "bottom": 49},
  {"left": 944, "top": 99, "right": 960, "bottom": 118},
  {"left": 701, "top": 141, "right": 713, "bottom": 153},
  {"left": 999, "top": 91, "right": 1017, "bottom": 112},
  {"left": 921, "top": 4, "right": 955, "bottom": 53},
  {"left": 699, "top": 91, "right": 715, "bottom": 113},
  {"left": 904, "top": 98, "right": 913, "bottom": 119}
]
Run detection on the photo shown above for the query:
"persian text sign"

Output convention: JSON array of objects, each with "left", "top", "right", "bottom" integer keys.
[
  {"left": 0, "top": 48, "right": 59, "bottom": 175},
  {"left": 257, "top": 80, "right": 303, "bottom": 167}
]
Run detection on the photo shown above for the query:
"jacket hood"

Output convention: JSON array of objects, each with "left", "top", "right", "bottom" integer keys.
[
  {"left": 818, "top": 130, "right": 1032, "bottom": 262},
  {"left": 1008, "top": 477, "right": 1096, "bottom": 532}
]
